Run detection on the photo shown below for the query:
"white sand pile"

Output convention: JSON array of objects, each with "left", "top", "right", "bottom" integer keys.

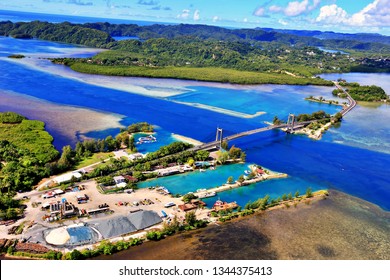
[{"left": 45, "top": 227, "right": 71, "bottom": 245}]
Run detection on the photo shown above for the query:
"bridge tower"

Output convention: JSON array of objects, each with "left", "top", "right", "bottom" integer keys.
[
  {"left": 215, "top": 127, "right": 223, "bottom": 150},
  {"left": 287, "top": 114, "right": 296, "bottom": 133}
]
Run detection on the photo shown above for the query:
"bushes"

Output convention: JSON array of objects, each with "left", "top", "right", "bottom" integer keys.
[
  {"left": 127, "top": 122, "right": 154, "bottom": 133},
  {"left": 70, "top": 63, "right": 333, "bottom": 86},
  {"left": 62, "top": 238, "right": 143, "bottom": 260},
  {"left": 146, "top": 230, "right": 165, "bottom": 241},
  {"left": 306, "top": 187, "right": 313, "bottom": 198},
  {"left": 0, "top": 112, "right": 26, "bottom": 124}
]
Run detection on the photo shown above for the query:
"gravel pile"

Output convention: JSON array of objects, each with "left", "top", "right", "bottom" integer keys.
[{"left": 94, "top": 210, "right": 162, "bottom": 239}]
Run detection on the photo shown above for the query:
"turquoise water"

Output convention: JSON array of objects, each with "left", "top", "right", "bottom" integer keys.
[
  {"left": 139, "top": 163, "right": 249, "bottom": 194},
  {"left": 139, "top": 162, "right": 325, "bottom": 207},
  {"left": 0, "top": 36, "right": 389, "bottom": 210},
  {"left": 168, "top": 85, "right": 341, "bottom": 121},
  {"left": 320, "top": 72, "right": 390, "bottom": 94}
]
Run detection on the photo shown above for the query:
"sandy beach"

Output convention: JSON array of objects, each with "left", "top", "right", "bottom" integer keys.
[
  {"left": 171, "top": 133, "right": 203, "bottom": 146},
  {"left": 196, "top": 169, "right": 288, "bottom": 197}
]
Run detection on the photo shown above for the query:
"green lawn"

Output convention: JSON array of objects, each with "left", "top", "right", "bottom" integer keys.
[{"left": 75, "top": 152, "right": 113, "bottom": 169}]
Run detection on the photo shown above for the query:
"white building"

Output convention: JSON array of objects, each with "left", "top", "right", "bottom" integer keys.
[{"left": 53, "top": 172, "right": 82, "bottom": 185}]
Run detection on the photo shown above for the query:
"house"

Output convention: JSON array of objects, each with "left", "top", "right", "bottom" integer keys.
[
  {"left": 113, "top": 149, "right": 129, "bottom": 159},
  {"left": 113, "top": 175, "right": 126, "bottom": 185},
  {"left": 62, "top": 202, "right": 77, "bottom": 217},
  {"left": 124, "top": 175, "right": 138, "bottom": 183},
  {"left": 179, "top": 203, "right": 198, "bottom": 212},
  {"left": 129, "top": 153, "right": 144, "bottom": 161},
  {"left": 257, "top": 168, "right": 265, "bottom": 175},
  {"left": 178, "top": 199, "right": 206, "bottom": 212}
]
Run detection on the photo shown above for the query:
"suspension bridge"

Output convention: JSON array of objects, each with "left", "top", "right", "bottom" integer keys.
[{"left": 190, "top": 81, "right": 356, "bottom": 152}]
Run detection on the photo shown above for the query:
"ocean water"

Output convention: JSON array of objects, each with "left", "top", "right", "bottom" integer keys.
[
  {"left": 320, "top": 72, "right": 390, "bottom": 94},
  {"left": 0, "top": 36, "right": 389, "bottom": 211},
  {"left": 0, "top": 9, "right": 173, "bottom": 26},
  {"left": 168, "top": 85, "right": 342, "bottom": 121}
]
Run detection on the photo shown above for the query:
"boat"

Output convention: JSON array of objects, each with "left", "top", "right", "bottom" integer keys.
[
  {"left": 156, "top": 186, "right": 170, "bottom": 194},
  {"left": 161, "top": 210, "right": 167, "bottom": 218},
  {"left": 244, "top": 170, "right": 251, "bottom": 175},
  {"left": 212, "top": 200, "right": 239, "bottom": 211},
  {"left": 137, "top": 135, "right": 157, "bottom": 144},
  {"left": 197, "top": 191, "right": 216, "bottom": 198},
  {"left": 196, "top": 188, "right": 207, "bottom": 192},
  {"left": 213, "top": 200, "right": 224, "bottom": 208},
  {"left": 199, "top": 169, "right": 206, "bottom": 172}
]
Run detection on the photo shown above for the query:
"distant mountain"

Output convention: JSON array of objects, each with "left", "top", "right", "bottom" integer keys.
[
  {"left": 258, "top": 28, "right": 390, "bottom": 45},
  {"left": 79, "top": 22, "right": 389, "bottom": 53}
]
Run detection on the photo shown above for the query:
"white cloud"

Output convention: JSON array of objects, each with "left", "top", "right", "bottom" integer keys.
[
  {"left": 193, "top": 9, "right": 200, "bottom": 21},
  {"left": 278, "top": 19, "right": 288, "bottom": 26},
  {"left": 264, "top": 0, "right": 320, "bottom": 17},
  {"left": 316, "top": 4, "right": 347, "bottom": 24},
  {"left": 269, "top": 5, "right": 282, "bottom": 12},
  {"left": 177, "top": 9, "right": 190, "bottom": 19},
  {"left": 284, "top": 0, "right": 320, "bottom": 16},
  {"left": 316, "top": 0, "right": 390, "bottom": 27},
  {"left": 212, "top": 15, "right": 220, "bottom": 22},
  {"left": 253, "top": 7, "right": 265, "bottom": 16},
  {"left": 243, "top": 18, "right": 248, "bottom": 23},
  {"left": 285, "top": 0, "right": 309, "bottom": 16}
]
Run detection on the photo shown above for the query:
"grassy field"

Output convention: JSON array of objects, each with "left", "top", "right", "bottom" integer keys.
[
  {"left": 75, "top": 152, "right": 113, "bottom": 169},
  {"left": 0, "top": 119, "right": 59, "bottom": 163},
  {"left": 70, "top": 63, "right": 334, "bottom": 86}
]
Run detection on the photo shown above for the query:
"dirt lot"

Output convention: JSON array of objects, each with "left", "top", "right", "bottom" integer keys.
[{"left": 0, "top": 180, "right": 211, "bottom": 239}]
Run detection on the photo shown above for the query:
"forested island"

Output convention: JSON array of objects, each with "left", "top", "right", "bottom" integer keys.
[
  {"left": 1, "top": 20, "right": 389, "bottom": 85},
  {"left": 333, "top": 82, "right": 389, "bottom": 102}
]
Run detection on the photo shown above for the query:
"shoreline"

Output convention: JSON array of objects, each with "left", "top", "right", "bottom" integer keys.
[
  {"left": 0, "top": 189, "right": 328, "bottom": 260},
  {"left": 89, "top": 189, "right": 390, "bottom": 260},
  {"left": 171, "top": 133, "right": 203, "bottom": 146},
  {"left": 0, "top": 89, "right": 125, "bottom": 145},
  {"left": 305, "top": 97, "right": 344, "bottom": 107},
  {"left": 70, "top": 62, "right": 334, "bottom": 86},
  {"left": 196, "top": 168, "right": 288, "bottom": 197},
  {"left": 293, "top": 122, "right": 333, "bottom": 140}
]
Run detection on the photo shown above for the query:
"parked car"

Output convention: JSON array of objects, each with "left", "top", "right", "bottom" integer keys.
[{"left": 164, "top": 202, "right": 176, "bottom": 208}]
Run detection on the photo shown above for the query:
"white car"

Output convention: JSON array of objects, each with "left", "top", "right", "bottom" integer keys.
[{"left": 164, "top": 202, "right": 176, "bottom": 208}]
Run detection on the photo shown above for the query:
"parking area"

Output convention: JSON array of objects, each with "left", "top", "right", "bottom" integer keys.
[{"left": 0, "top": 180, "right": 211, "bottom": 239}]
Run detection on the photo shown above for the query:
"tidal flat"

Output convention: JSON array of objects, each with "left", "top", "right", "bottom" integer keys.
[
  {"left": 94, "top": 190, "right": 390, "bottom": 260},
  {"left": 0, "top": 90, "right": 124, "bottom": 148}
]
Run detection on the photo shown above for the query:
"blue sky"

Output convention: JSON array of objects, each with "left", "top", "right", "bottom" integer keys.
[{"left": 1, "top": 0, "right": 389, "bottom": 34}]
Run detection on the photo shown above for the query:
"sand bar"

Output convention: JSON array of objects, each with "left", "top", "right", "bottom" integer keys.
[
  {"left": 171, "top": 133, "right": 203, "bottom": 146},
  {"left": 172, "top": 100, "right": 266, "bottom": 118}
]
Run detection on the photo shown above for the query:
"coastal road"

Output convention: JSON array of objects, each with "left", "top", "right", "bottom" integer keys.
[{"left": 334, "top": 81, "right": 357, "bottom": 116}]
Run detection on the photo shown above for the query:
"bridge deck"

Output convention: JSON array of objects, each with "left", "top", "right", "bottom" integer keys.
[{"left": 191, "top": 81, "right": 356, "bottom": 152}]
